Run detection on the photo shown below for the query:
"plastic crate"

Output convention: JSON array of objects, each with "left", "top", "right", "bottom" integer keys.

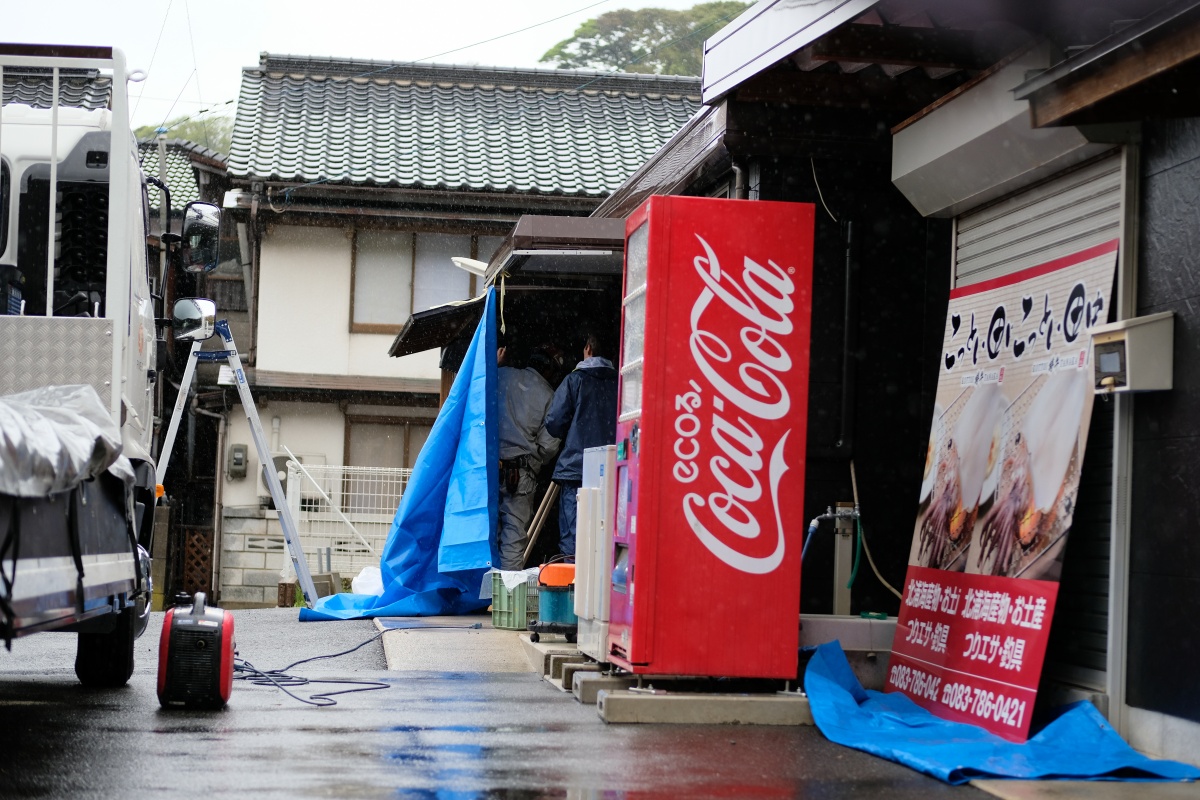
[{"left": 491, "top": 572, "right": 539, "bottom": 630}]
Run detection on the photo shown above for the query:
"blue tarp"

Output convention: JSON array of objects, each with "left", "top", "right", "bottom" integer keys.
[
  {"left": 804, "top": 641, "right": 1200, "bottom": 784},
  {"left": 300, "top": 290, "right": 498, "bottom": 621}
]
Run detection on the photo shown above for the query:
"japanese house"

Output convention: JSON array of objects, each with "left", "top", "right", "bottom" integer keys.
[{"left": 203, "top": 53, "right": 699, "bottom": 606}]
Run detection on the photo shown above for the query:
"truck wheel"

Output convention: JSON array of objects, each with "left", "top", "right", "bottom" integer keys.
[{"left": 75, "top": 607, "right": 136, "bottom": 687}]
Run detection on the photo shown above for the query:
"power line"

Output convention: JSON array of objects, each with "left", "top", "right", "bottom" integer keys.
[
  {"left": 131, "top": 95, "right": 220, "bottom": 105},
  {"left": 156, "top": 69, "right": 196, "bottom": 135},
  {"left": 182, "top": 0, "right": 209, "bottom": 146},
  {"left": 414, "top": 0, "right": 613, "bottom": 65},
  {"left": 138, "top": 97, "right": 233, "bottom": 144},
  {"left": 136, "top": 2, "right": 718, "bottom": 155},
  {"left": 134, "top": 0, "right": 619, "bottom": 139},
  {"left": 132, "top": 0, "right": 175, "bottom": 120}
]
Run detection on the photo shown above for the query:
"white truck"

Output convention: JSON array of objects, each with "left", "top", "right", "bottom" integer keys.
[{"left": 0, "top": 44, "right": 219, "bottom": 685}]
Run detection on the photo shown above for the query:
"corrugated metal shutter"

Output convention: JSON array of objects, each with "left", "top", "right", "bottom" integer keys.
[
  {"left": 1045, "top": 400, "right": 1113, "bottom": 693},
  {"left": 954, "top": 152, "right": 1122, "bottom": 287},
  {"left": 953, "top": 149, "right": 1123, "bottom": 697}
]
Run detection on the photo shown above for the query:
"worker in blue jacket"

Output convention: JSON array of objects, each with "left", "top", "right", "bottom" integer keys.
[{"left": 543, "top": 333, "right": 618, "bottom": 558}]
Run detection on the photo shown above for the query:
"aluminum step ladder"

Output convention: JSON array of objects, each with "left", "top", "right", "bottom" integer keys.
[{"left": 157, "top": 321, "right": 319, "bottom": 608}]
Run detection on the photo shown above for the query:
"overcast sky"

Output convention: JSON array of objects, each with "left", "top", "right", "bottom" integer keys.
[{"left": 6, "top": 0, "right": 713, "bottom": 132}]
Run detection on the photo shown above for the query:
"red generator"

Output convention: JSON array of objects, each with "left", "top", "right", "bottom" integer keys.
[
  {"left": 607, "top": 196, "right": 815, "bottom": 679},
  {"left": 158, "top": 593, "right": 235, "bottom": 708}
]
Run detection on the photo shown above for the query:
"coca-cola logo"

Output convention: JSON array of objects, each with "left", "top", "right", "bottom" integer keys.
[{"left": 678, "top": 234, "right": 796, "bottom": 575}]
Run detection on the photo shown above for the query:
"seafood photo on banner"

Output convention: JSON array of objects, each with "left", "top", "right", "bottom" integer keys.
[
  {"left": 914, "top": 382, "right": 1003, "bottom": 570},
  {"left": 972, "top": 369, "right": 1089, "bottom": 578}
]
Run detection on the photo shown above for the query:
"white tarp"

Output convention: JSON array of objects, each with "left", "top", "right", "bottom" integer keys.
[{"left": 0, "top": 384, "right": 134, "bottom": 497}]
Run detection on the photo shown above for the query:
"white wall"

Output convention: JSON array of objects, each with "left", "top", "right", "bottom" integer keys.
[
  {"left": 256, "top": 225, "right": 441, "bottom": 380},
  {"left": 220, "top": 400, "right": 346, "bottom": 508},
  {"left": 348, "top": 333, "right": 439, "bottom": 376}
]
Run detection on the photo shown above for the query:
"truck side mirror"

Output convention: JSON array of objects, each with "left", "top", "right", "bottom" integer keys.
[
  {"left": 180, "top": 201, "right": 220, "bottom": 273},
  {"left": 173, "top": 298, "right": 216, "bottom": 341}
]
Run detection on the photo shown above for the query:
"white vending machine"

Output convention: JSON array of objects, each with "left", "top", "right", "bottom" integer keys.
[{"left": 575, "top": 445, "right": 616, "bottom": 662}]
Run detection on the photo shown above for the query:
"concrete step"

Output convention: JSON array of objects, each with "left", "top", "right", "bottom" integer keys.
[
  {"left": 572, "top": 671, "right": 639, "bottom": 704},
  {"left": 544, "top": 660, "right": 601, "bottom": 692},
  {"left": 518, "top": 631, "right": 578, "bottom": 674},
  {"left": 597, "top": 689, "right": 814, "bottom": 725},
  {"left": 548, "top": 652, "right": 587, "bottom": 681}
]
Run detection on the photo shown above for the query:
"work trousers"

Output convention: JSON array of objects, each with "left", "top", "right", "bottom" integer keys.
[
  {"left": 498, "top": 466, "right": 538, "bottom": 570},
  {"left": 556, "top": 480, "right": 582, "bottom": 558}
]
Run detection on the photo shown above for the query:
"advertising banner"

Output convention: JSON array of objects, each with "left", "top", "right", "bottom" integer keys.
[{"left": 887, "top": 240, "right": 1119, "bottom": 741}]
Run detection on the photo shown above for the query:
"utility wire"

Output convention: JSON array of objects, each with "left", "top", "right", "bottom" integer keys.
[
  {"left": 136, "top": 2, "right": 714, "bottom": 170},
  {"left": 132, "top": 0, "right": 174, "bottom": 120},
  {"left": 132, "top": 94, "right": 220, "bottom": 105},
  {"left": 156, "top": 69, "right": 195, "bottom": 136},
  {"left": 137, "top": 98, "right": 234, "bottom": 146},
  {"left": 133, "top": 1, "right": 617, "bottom": 140},
  {"left": 182, "top": 0, "right": 210, "bottom": 147},
  {"left": 359, "top": 0, "right": 615, "bottom": 77}
]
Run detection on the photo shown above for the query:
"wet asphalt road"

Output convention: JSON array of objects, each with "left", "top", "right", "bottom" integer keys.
[{"left": 0, "top": 608, "right": 987, "bottom": 799}]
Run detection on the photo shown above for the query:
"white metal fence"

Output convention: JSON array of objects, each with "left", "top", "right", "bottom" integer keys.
[{"left": 285, "top": 463, "right": 411, "bottom": 577}]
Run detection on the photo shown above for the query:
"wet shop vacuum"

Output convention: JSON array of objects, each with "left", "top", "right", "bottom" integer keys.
[
  {"left": 528, "top": 561, "right": 577, "bottom": 644},
  {"left": 158, "top": 592, "right": 235, "bottom": 709}
]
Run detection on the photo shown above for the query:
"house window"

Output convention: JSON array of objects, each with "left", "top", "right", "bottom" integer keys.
[
  {"left": 413, "top": 232, "right": 471, "bottom": 313},
  {"left": 346, "top": 417, "right": 433, "bottom": 470},
  {"left": 351, "top": 230, "right": 414, "bottom": 333},
  {"left": 345, "top": 416, "right": 433, "bottom": 512}
]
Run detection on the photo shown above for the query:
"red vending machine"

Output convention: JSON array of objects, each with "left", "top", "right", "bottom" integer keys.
[{"left": 607, "top": 196, "right": 815, "bottom": 679}]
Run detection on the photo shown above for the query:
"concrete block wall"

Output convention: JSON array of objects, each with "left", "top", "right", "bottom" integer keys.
[{"left": 220, "top": 508, "right": 288, "bottom": 608}]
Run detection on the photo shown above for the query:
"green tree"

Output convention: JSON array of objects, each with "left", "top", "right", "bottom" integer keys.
[
  {"left": 540, "top": 2, "right": 749, "bottom": 76},
  {"left": 135, "top": 113, "right": 234, "bottom": 155}
]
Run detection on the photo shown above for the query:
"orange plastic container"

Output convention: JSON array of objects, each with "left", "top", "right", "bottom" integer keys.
[{"left": 539, "top": 562, "right": 575, "bottom": 587}]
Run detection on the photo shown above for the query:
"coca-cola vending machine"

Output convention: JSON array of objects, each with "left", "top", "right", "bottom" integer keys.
[{"left": 607, "top": 196, "right": 815, "bottom": 679}]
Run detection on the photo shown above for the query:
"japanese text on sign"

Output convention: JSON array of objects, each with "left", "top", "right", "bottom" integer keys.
[{"left": 944, "top": 282, "right": 1106, "bottom": 371}]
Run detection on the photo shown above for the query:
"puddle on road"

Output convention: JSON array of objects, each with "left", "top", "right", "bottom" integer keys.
[
  {"left": 395, "top": 793, "right": 569, "bottom": 800},
  {"left": 387, "top": 723, "right": 571, "bottom": 735}
]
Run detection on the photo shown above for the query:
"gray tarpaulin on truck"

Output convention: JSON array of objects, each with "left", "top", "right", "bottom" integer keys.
[{"left": 0, "top": 384, "right": 134, "bottom": 497}]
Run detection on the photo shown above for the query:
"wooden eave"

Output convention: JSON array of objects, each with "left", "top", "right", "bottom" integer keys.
[
  {"left": 807, "top": 23, "right": 1009, "bottom": 71},
  {"left": 733, "top": 62, "right": 970, "bottom": 116},
  {"left": 251, "top": 369, "right": 439, "bottom": 398},
  {"left": 1016, "top": 4, "right": 1200, "bottom": 127}
]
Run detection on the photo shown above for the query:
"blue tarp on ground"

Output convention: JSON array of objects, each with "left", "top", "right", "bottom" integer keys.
[
  {"left": 300, "top": 290, "right": 498, "bottom": 621},
  {"left": 804, "top": 641, "right": 1200, "bottom": 784}
]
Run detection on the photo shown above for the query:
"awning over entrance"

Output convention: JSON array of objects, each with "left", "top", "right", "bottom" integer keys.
[
  {"left": 483, "top": 215, "right": 625, "bottom": 285},
  {"left": 702, "top": 0, "right": 878, "bottom": 103},
  {"left": 1012, "top": 0, "right": 1200, "bottom": 127},
  {"left": 388, "top": 295, "right": 486, "bottom": 359},
  {"left": 388, "top": 215, "right": 626, "bottom": 359}
]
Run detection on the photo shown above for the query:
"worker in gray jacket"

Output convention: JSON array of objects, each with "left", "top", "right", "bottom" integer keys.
[
  {"left": 544, "top": 333, "right": 618, "bottom": 558},
  {"left": 497, "top": 344, "right": 562, "bottom": 570}
]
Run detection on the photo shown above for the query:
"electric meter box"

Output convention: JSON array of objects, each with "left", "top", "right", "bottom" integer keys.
[
  {"left": 227, "top": 443, "right": 248, "bottom": 479},
  {"left": 1089, "top": 310, "right": 1174, "bottom": 394}
]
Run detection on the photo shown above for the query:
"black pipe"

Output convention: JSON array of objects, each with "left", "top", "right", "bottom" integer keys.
[
  {"left": 146, "top": 176, "right": 172, "bottom": 236},
  {"left": 811, "top": 218, "right": 858, "bottom": 459},
  {"left": 835, "top": 219, "right": 857, "bottom": 452}
]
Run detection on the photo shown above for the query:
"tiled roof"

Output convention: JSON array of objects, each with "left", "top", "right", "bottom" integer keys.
[
  {"left": 229, "top": 54, "right": 701, "bottom": 196},
  {"left": 2, "top": 69, "right": 111, "bottom": 110},
  {"left": 138, "top": 139, "right": 227, "bottom": 210}
]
